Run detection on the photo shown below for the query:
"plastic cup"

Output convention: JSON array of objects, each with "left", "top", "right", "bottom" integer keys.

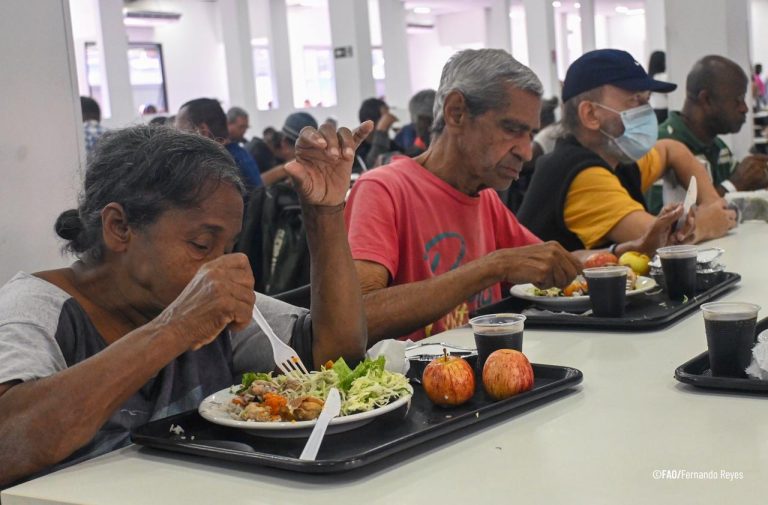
[
  {"left": 469, "top": 313, "right": 525, "bottom": 371},
  {"left": 701, "top": 302, "right": 761, "bottom": 378},
  {"left": 657, "top": 245, "right": 698, "bottom": 301},
  {"left": 583, "top": 266, "right": 629, "bottom": 317}
]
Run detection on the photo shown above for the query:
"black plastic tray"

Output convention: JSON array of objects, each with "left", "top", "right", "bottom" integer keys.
[
  {"left": 131, "top": 363, "right": 582, "bottom": 473},
  {"left": 674, "top": 352, "right": 768, "bottom": 393},
  {"left": 674, "top": 317, "right": 768, "bottom": 394},
  {"left": 473, "top": 272, "right": 741, "bottom": 331}
]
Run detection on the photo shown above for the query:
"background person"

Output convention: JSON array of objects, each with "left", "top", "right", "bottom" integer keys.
[
  {"left": 175, "top": 98, "right": 263, "bottom": 191},
  {"left": 80, "top": 96, "right": 106, "bottom": 157},
  {"left": 518, "top": 49, "right": 734, "bottom": 256},
  {"left": 258, "top": 112, "right": 318, "bottom": 186},
  {"left": 651, "top": 55, "right": 768, "bottom": 213},
  {"left": 355, "top": 97, "right": 403, "bottom": 170},
  {"left": 394, "top": 89, "right": 437, "bottom": 155},
  {"left": 227, "top": 106, "right": 250, "bottom": 144}
]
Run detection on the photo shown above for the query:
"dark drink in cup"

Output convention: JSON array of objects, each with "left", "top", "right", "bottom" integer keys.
[
  {"left": 701, "top": 302, "right": 761, "bottom": 378},
  {"left": 469, "top": 314, "right": 525, "bottom": 371},
  {"left": 657, "top": 245, "right": 697, "bottom": 301},
  {"left": 583, "top": 266, "right": 628, "bottom": 317},
  {"left": 475, "top": 331, "right": 523, "bottom": 368}
]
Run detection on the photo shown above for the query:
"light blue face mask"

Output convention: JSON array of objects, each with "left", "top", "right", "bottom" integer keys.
[{"left": 595, "top": 103, "right": 658, "bottom": 161}]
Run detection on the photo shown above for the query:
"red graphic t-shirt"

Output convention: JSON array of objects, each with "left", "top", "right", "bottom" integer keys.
[{"left": 345, "top": 157, "right": 540, "bottom": 341}]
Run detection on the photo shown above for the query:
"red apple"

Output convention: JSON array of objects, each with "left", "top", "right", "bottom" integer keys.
[
  {"left": 422, "top": 352, "right": 476, "bottom": 407},
  {"left": 482, "top": 349, "right": 534, "bottom": 400},
  {"left": 584, "top": 252, "right": 619, "bottom": 269}
]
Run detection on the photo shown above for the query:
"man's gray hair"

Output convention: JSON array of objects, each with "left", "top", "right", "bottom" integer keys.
[
  {"left": 409, "top": 89, "right": 436, "bottom": 122},
  {"left": 227, "top": 106, "right": 249, "bottom": 123},
  {"left": 561, "top": 88, "right": 603, "bottom": 135},
  {"left": 432, "top": 49, "right": 543, "bottom": 134}
]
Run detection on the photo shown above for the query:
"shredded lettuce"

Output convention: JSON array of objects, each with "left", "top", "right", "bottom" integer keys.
[{"left": 235, "top": 357, "right": 412, "bottom": 418}]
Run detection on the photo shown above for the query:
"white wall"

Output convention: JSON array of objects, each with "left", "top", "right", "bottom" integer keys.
[
  {"left": 0, "top": 0, "right": 81, "bottom": 283},
  {"left": 751, "top": 0, "right": 768, "bottom": 68},
  {"left": 407, "top": 29, "right": 455, "bottom": 92},
  {"left": 510, "top": 6, "right": 529, "bottom": 65},
  {"left": 436, "top": 9, "right": 486, "bottom": 47},
  {"left": 406, "top": 7, "right": 487, "bottom": 93},
  {"left": 148, "top": 1, "right": 229, "bottom": 113},
  {"left": 600, "top": 13, "right": 647, "bottom": 66},
  {"left": 69, "top": 0, "right": 98, "bottom": 98}
]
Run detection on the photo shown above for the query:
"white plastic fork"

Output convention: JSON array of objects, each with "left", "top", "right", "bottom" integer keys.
[
  {"left": 251, "top": 300, "right": 310, "bottom": 378},
  {"left": 299, "top": 387, "right": 341, "bottom": 460}
]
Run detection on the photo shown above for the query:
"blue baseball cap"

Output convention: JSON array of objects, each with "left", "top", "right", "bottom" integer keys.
[{"left": 562, "top": 49, "right": 677, "bottom": 102}]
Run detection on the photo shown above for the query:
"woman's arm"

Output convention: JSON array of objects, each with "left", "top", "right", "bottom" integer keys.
[{"left": 286, "top": 122, "right": 374, "bottom": 367}]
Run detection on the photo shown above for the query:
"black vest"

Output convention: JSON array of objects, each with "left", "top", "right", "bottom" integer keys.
[{"left": 517, "top": 136, "right": 648, "bottom": 251}]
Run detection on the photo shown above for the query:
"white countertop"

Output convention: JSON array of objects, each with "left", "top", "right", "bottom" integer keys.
[{"left": 4, "top": 222, "right": 767, "bottom": 505}]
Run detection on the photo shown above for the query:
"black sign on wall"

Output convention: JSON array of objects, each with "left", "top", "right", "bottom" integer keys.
[{"left": 334, "top": 46, "right": 354, "bottom": 59}]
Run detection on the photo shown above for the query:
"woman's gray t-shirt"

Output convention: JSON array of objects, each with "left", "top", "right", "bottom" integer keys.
[{"left": 0, "top": 272, "right": 311, "bottom": 479}]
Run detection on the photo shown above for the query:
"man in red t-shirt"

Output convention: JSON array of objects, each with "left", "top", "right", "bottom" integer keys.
[{"left": 345, "top": 49, "right": 583, "bottom": 343}]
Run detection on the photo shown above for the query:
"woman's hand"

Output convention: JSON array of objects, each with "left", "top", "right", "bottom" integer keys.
[
  {"left": 285, "top": 121, "right": 373, "bottom": 206},
  {"left": 154, "top": 254, "right": 255, "bottom": 352}
]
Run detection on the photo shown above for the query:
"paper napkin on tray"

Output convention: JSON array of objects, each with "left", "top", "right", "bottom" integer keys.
[
  {"left": 366, "top": 339, "right": 413, "bottom": 375},
  {"left": 746, "top": 330, "right": 768, "bottom": 380}
]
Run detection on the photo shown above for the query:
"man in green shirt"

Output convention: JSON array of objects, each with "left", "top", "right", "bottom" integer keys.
[{"left": 647, "top": 55, "right": 768, "bottom": 213}]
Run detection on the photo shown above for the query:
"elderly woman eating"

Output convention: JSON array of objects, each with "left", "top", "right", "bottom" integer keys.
[{"left": 0, "top": 121, "right": 372, "bottom": 486}]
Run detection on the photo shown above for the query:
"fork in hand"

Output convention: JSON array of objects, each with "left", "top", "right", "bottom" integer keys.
[{"left": 251, "top": 300, "right": 310, "bottom": 378}]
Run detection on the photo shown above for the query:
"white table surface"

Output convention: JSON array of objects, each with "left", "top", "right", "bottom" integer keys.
[{"left": 4, "top": 222, "right": 767, "bottom": 505}]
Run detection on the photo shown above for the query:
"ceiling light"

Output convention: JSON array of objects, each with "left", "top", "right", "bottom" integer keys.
[
  {"left": 574, "top": 2, "right": 581, "bottom": 8},
  {"left": 552, "top": 1, "right": 562, "bottom": 7},
  {"left": 615, "top": 5, "right": 629, "bottom": 13},
  {"left": 626, "top": 8, "right": 645, "bottom": 15},
  {"left": 413, "top": 7, "right": 431, "bottom": 14}
]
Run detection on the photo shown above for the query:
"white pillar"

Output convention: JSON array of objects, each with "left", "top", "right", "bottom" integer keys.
[
  {"left": 665, "top": 0, "right": 753, "bottom": 158},
  {"left": 580, "top": 0, "right": 596, "bottom": 53},
  {"left": 220, "top": 0, "right": 258, "bottom": 114},
  {"left": 328, "top": 0, "right": 376, "bottom": 126},
  {"left": 485, "top": 0, "right": 512, "bottom": 52},
  {"left": 0, "top": 0, "right": 81, "bottom": 281},
  {"left": 645, "top": 0, "right": 666, "bottom": 58},
  {"left": 95, "top": 0, "right": 134, "bottom": 125},
  {"left": 378, "top": 0, "right": 412, "bottom": 111},
  {"left": 269, "top": 0, "right": 294, "bottom": 112},
  {"left": 523, "top": 0, "right": 559, "bottom": 98}
]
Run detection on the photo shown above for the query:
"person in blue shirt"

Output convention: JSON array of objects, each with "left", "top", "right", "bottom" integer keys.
[{"left": 175, "top": 98, "right": 263, "bottom": 190}]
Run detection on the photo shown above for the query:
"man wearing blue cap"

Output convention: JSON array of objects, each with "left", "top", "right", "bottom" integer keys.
[{"left": 518, "top": 49, "right": 736, "bottom": 255}]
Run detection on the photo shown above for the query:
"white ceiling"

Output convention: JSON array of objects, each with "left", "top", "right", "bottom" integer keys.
[{"left": 402, "top": 0, "right": 647, "bottom": 22}]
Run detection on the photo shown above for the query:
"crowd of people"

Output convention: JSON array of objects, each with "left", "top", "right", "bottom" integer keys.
[{"left": 2, "top": 45, "right": 768, "bottom": 486}]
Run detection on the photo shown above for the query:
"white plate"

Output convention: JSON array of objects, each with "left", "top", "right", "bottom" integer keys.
[
  {"left": 509, "top": 276, "right": 658, "bottom": 312},
  {"left": 198, "top": 388, "right": 412, "bottom": 438}
]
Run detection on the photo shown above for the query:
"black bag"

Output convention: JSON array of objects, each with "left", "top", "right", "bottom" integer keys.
[{"left": 237, "top": 182, "right": 311, "bottom": 295}]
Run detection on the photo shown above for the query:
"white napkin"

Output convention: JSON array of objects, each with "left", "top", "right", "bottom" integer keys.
[
  {"left": 745, "top": 330, "right": 768, "bottom": 379},
  {"left": 366, "top": 339, "right": 412, "bottom": 375}
]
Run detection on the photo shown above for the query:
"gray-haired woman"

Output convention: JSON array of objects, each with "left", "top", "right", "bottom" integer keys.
[{"left": 0, "top": 122, "right": 372, "bottom": 486}]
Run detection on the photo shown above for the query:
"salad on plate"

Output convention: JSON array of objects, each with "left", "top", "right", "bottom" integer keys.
[{"left": 228, "top": 356, "right": 412, "bottom": 423}]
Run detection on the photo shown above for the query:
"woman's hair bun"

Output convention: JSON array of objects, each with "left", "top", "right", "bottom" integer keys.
[{"left": 54, "top": 209, "right": 84, "bottom": 241}]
